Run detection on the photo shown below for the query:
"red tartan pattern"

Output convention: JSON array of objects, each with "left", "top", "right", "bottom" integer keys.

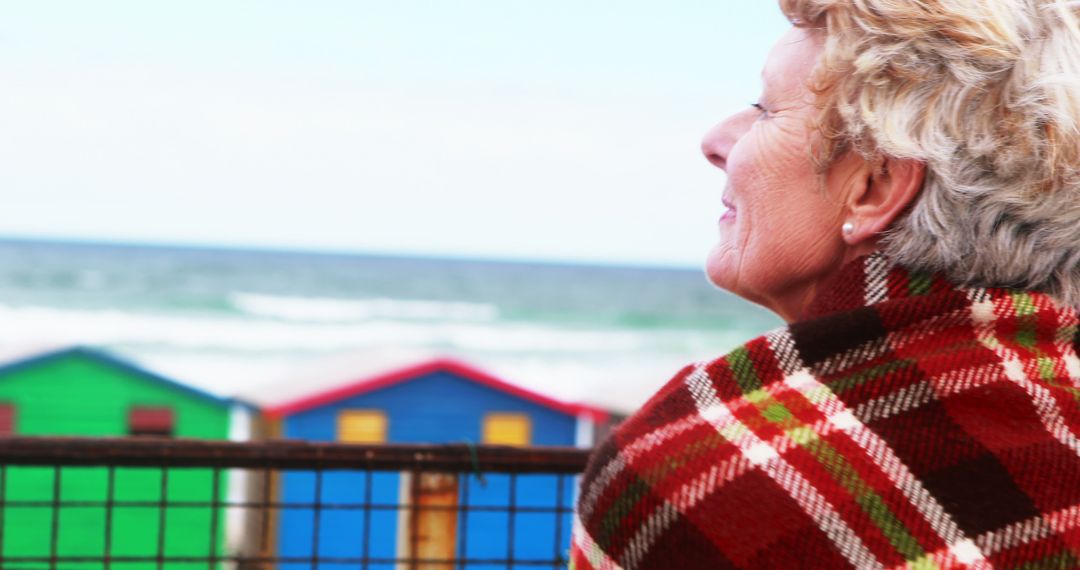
[{"left": 570, "top": 253, "right": 1080, "bottom": 569}]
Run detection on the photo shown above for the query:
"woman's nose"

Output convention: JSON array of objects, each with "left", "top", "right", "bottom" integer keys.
[{"left": 700, "top": 111, "right": 751, "bottom": 171}]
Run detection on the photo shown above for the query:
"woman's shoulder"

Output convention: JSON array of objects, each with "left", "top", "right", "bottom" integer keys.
[
  {"left": 572, "top": 328, "right": 853, "bottom": 568},
  {"left": 572, "top": 297, "right": 1080, "bottom": 569}
]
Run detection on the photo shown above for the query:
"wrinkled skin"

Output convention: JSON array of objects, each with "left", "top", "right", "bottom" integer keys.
[{"left": 700, "top": 27, "right": 875, "bottom": 322}]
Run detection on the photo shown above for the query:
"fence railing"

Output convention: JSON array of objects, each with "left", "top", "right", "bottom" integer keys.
[{"left": 0, "top": 437, "right": 590, "bottom": 570}]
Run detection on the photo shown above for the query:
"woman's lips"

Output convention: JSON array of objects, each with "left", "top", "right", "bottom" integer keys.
[{"left": 720, "top": 197, "right": 736, "bottom": 222}]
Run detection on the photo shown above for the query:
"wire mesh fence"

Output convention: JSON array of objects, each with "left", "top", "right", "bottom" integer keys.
[{"left": 0, "top": 437, "right": 588, "bottom": 570}]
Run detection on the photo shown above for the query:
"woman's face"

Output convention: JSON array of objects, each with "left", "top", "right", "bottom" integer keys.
[{"left": 701, "top": 27, "right": 850, "bottom": 322}]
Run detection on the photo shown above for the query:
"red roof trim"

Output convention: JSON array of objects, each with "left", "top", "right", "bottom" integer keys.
[{"left": 264, "top": 358, "right": 609, "bottom": 423}]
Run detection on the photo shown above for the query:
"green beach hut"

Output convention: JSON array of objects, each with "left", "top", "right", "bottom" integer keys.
[{"left": 0, "top": 346, "right": 249, "bottom": 570}]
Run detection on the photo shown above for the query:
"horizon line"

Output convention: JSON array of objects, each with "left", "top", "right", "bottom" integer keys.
[{"left": 0, "top": 233, "right": 706, "bottom": 273}]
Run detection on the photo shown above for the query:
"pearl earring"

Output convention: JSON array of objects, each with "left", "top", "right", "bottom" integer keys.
[{"left": 842, "top": 222, "right": 855, "bottom": 236}]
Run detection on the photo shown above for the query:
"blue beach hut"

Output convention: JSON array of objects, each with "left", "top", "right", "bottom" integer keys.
[{"left": 264, "top": 356, "right": 608, "bottom": 569}]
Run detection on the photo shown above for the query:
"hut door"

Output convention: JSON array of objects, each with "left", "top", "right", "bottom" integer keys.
[{"left": 399, "top": 472, "right": 458, "bottom": 569}]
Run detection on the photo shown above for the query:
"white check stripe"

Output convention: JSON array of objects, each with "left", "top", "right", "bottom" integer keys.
[
  {"left": 889, "top": 541, "right": 995, "bottom": 570},
  {"left": 973, "top": 511, "right": 1055, "bottom": 557},
  {"left": 770, "top": 332, "right": 986, "bottom": 566},
  {"left": 916, "top": 504, "right": 1080, "bottom": 567},
  {"left": 865, "top": 252, "right": 890, "bottom": 305},
  {"left": 766, "top": 327, "right": 805, "bottom": 375},
  {"left": 686, "top": 363, "right": 885, "bottom": 570},
  {"left": 622, "top": 501, "right": 679, "bottom": 569},
  {"left": 1043, "top": 504, "right": 1080, "bottom": 542},
  {"left": 927, "top": 362, "right": 1006, "bottom": 398},
  {"left": 997, "top": 358, "right": 1080, "bottom": 454},
  {"left": 573, "top": 515, "right": 627, "bottom": 570},
  {"left": 1056, "top": 304, "right": 1080, "bottom": 380},
  {"left": 812, "top": 336, "right": 892, "bottom": 377},
  {"left": 855, "top": 380, "right": 938, "bottom": 424},
  {"left": 577, "top": 412, "right": 707, "bottom": 520},
  {"left": 577, "top": 453, "right": 627, "bottom": 521},
  {"left": 809, "top": 307, "right": 972, "bottom": 378},
  {"left": 969, "top": 297, "right": 1080, "bottom": 458},
  {"left": 621, "top": 452, "right": 755, "bottom": 568},
  {"left": 854, "top": 360, "right": 1006, "bottom": 424}
]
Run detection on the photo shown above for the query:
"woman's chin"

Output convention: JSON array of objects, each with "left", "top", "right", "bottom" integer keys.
[{"left": 705, "top": 242, "right": 739, "bottom": 292}]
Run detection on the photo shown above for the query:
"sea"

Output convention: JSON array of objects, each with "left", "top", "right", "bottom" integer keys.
[{"left": 0, "top": 239, "right": 781, "bottom": 414}]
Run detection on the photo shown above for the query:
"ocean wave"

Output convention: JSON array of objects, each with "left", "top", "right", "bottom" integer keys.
[
  {"left": 0, "top": 303, "right": 659, "bottom": 353},
  {"left": 228, "top": 292, "right": 499, "bottom": 323}
]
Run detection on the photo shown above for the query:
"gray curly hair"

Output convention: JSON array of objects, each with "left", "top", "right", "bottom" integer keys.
[{"left": 780, "top": 0, "right": 1080, "bottom": 305}]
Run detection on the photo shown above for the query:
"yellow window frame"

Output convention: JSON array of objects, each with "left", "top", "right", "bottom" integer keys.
[
  {"left": 482, "top": 413, "right": 531, "bottom": 446},
  {"left": 337, "top": 410, "right": 388, "bottom": 444}
]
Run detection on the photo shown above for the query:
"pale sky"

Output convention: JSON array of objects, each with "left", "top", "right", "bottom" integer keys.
[{"left": 0, "top": 1, "right": 790, "bottom": 267}]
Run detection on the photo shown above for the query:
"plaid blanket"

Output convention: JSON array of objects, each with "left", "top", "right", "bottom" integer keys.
[{"left": 571, "top": 253, "right": 1080, "bottom": 569}]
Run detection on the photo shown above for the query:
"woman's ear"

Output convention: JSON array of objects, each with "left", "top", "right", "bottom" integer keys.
[{"left": 843, "top": 157, "right": 925, "bottom": 244}]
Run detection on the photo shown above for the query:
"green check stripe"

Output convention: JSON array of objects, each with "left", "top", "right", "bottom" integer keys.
[
  {"left": 596, "top": 477, "right": 653, "bottom": 547},
  {"left": 745, "top": 390, "right": 798, "bottom": 431},
  {"left": 750, "top": 388, "right": 930, "bottom": 564},
  {"left": 639, "top": 431, "right": 728, "bottom": 486},
  {"left": 856, "top": 492, "right": 928, "bottom": 562},
  {"left": 727, "top": 346, "right": 763, "bottom": 394},
  {"left": 805, "top": 438, "right": 929, "bottom": 563},
  {"left": 908, "top": 272, "right": 933, "bottom": 296},
  {"left": 762, "top": 402, "right": 793, "bottom": 423},
  {"left": 1014, "top": 550, "right": 1079, "bottom": 570},
  {"left": 1037, "top": 357, "right": 1056, "bottom": 381},
  {"left": 1015, "top": 326, "right": 1038, "bottom": 349},
  {"left": 1011, "top": 291, "right": 1037, "bottom": 317},
  {"left": 829, "top": 359, "right": 915, "bottom": 395}
]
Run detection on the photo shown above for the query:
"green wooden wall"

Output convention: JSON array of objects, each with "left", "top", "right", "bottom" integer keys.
[{"left": 0, "top": 351, "right": 232, "bottom": 570}]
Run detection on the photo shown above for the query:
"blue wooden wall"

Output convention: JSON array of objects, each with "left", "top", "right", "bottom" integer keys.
[{"left": 277, "top": 369, "right": 578, "bottom": 569}]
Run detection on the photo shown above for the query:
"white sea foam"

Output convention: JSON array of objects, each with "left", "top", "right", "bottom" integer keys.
[
  {"left": 0, "top": 303, "right": 650, "bottom": 353},
  {"left": 229, "top": 292, "right": 499, "bottom": 322},
  {"left": 0, "top": 300, "right": 757, "bottom": 412}
]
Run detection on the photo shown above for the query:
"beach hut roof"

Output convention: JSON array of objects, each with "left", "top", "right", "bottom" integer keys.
[
  {"left": 0, "top": 346, "right": 248, "bottom": 409},
  {"left": 264, "top": 356, "right": 610, "bottom": 423}
]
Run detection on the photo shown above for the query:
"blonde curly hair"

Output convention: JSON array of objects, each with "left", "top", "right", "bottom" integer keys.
[{"left": 779, "top": 0, "right": 1080, "bottom": 304}]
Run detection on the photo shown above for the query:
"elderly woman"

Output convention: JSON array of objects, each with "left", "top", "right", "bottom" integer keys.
[{"left": 571, "top": 1, "right": 1080, "bottom": 568}]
